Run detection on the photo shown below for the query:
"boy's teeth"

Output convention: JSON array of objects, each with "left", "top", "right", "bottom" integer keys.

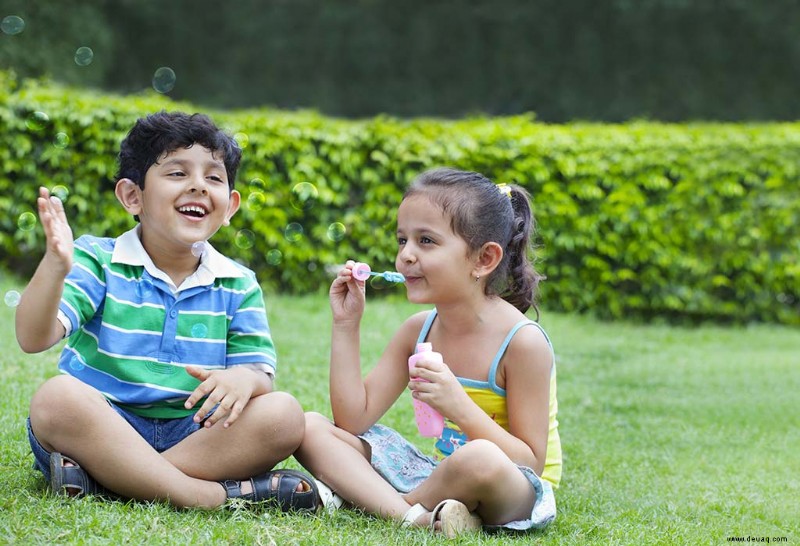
[{"left": 178, "top": 206, "right": 206, "bottom": 216}]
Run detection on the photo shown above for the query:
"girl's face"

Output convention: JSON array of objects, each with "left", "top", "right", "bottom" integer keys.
[{"left": 395, "top": 194, "right": 476, "bottom": 304}]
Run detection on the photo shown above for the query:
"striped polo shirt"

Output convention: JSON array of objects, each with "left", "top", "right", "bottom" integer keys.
[{"left": 56, "top": 226, "right": 276, "bottom": 418}]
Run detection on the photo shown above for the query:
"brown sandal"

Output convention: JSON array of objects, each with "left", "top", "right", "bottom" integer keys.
[
  {"left": 49, "top": 452, "right": 117, "bottom": 498},
  {"left": 219, "top": 469, "right": 320, "bottom": 512}
]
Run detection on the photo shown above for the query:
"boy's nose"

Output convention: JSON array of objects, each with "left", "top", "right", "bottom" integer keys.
[{"left": 189, "top": 187, "right": 208, "bottom": 195}]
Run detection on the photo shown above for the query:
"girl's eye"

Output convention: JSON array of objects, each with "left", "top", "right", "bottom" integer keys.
[
  {"left": 397, "top": 237, "right": 407, "bottom": 246},
  {"left": 420, "top": 236, "right": 433, "bottom": 244}
]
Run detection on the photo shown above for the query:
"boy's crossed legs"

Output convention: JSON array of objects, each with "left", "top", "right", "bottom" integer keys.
[{"left": 29, "top": 375, "right": 313, "bottom": 509}]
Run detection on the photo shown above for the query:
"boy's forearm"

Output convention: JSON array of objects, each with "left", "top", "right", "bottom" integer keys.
[
  {"left": 15, "top": 256, "right": 68, "bottom": 353},
  {"left": 249, "top": 368, "right": 274, "bottom": 396}
]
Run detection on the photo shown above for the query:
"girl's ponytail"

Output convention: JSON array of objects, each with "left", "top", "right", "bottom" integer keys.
[{"left": 502, "top": 185, "right": 544, "bottom": 318}]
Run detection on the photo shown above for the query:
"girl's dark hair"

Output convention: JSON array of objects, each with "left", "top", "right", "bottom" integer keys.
[
  {"left": 403, "top": 167, "right": 544, "bottom": 317},
  {"left": 116, "top": 111, "right": 241, "bottom": 191}
]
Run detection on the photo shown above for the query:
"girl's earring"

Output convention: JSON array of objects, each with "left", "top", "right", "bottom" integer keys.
[{"left": 475, "top": 275, "right": 481, "bottom": 282}]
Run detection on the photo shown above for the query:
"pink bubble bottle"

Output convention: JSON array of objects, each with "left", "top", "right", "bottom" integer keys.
[{"left": 408, "top": 342, "right": 445, "bottom": 438}]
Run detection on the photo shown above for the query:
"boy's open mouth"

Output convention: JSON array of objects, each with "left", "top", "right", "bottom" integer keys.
[{"left": 177, "top": 205, "right": 208, "bottom": 218}]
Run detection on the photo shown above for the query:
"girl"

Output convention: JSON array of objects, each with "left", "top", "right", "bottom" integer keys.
[{"left": 295, "top": 168, "right": 561, "bottom": 537}]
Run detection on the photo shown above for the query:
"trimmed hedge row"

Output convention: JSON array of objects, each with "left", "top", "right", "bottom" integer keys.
[{"left": 1, "top": 73, "right": 798, "bottom": 324}]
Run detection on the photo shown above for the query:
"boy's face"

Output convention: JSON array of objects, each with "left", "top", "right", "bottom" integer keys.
[{"left": 117, "top": 144, "right": 240, "bottom": 256}]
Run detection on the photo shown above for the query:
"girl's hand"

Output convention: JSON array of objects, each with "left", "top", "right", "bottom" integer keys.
[
  {"left": 408, "top": 356, "right": 471, "bottom": 419},
  {"left": 329, "top": 260, "right": 366, "bottom": 323},
  {"left": 184, "top": 366, "right": 255, "bottom": 428},
  {"left": 37, "top": 186, "right": 73, "bottom": 275}
]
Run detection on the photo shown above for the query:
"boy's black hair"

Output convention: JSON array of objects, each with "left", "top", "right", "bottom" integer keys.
[{"left": 116, "top": 111, "right": 242, "bottom": 191}]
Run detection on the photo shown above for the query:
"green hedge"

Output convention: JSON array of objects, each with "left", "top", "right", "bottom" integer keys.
[{"left": 1, "top": 72, "right": 798, "bottom": 324}]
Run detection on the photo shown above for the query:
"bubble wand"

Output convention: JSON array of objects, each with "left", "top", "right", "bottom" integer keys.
[{"left": 351, "top": 262, "right": 405, "bottom": 283}]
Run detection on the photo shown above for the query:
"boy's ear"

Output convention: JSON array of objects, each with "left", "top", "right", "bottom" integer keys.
[
  {"left": 473, "top": 241, "right": 504, "bottom": 278},
  {"left": 115, "top": 179, "right": 142, "bottom": 215},
  {"left": 222, "top": 190, "right": 241, "bottom": 226}
]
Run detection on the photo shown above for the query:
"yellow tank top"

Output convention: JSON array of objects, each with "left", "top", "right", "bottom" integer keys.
[{"left": 417, "top": 310, "right": 562, "bottom": 488}]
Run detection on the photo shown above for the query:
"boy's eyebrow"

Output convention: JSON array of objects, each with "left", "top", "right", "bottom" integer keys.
[{"left": 158, "top": 157, "right": 227, "bottom": 171}]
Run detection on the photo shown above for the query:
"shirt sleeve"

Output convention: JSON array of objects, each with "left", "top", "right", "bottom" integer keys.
[
  {"left": 226, "top": 278, "right": 277, "bottom": 376},
  {"left": 58, "top": 237, "right": 108, "bottom": 334}
]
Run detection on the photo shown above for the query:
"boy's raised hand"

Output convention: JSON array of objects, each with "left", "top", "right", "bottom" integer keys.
[
  {"left": 183, "top": 366, "right": 262, "bottom": 429},
  {"left": 37, "top": 186, "right": 73, "bottom": 274}
]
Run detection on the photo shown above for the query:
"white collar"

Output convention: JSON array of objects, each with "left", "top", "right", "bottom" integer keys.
[{"left": 112, "top": 225, "right": 245, "bottom": 294}]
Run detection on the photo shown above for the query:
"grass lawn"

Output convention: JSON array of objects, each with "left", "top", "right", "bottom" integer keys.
[{"left": 1, "top": 272, "right": 798, "bottom": 545}]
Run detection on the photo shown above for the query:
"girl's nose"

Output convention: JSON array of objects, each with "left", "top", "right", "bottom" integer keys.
[{"left": 398, "top": 246, "right": 415, "bottom": 264}]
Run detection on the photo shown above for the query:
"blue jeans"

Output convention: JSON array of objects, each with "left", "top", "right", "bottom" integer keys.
[{"left": 27, "top": 401, "right": 204, "bottom": 482}]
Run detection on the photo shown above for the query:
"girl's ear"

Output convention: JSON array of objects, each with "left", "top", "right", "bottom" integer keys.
[
  {"left": 115, "top": 178, "right": 142, "bottom": 216},
  {"left": 473, "top": 241, "right": 504, "bottom": 278}
]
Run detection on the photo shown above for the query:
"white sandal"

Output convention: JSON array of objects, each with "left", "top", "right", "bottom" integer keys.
[
  {"left": 431, "top": 499, "right": 482, "bottom": 538},
  {"left": 401, "top": 503, "right": 429, "bottom": 527},
  {"left": 314, "top": 479, "right": 344, "bottom": 512},
  {"left": 402, "top": 500, "right": 482, "bottom": 538}
]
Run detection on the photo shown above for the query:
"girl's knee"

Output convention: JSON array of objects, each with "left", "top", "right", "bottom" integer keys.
[
  {"left": 303, "top": 412, "right": 333, "bottom": 434},
  {"left": 447, "top": 439, "right": 509, "bottom": 481},
  {"left": 297, "top": 412, "right": 350, "bottom": 453}
]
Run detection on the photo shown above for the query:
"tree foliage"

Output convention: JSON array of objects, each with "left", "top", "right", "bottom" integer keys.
[
  {"left": 2, "top": 74, "right": 798, "bottom": 324},
  {"left": 4, "top": 0, "right": 800, "bottom": 121}
]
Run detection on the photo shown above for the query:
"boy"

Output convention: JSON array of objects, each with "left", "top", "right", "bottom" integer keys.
[{"left": 15, "top": 111, "right": 319, "bottom": 510}]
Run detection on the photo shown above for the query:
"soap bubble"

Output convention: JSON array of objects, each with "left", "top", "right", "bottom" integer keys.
[
  {"left": 74, "top": 47, "right": 94, "bottom": 66},
  {"left": 247, "top": 191, "right": 266, "bottom": 211},
  {"left": 235, "top": 229, "right": 255, "bottom": 249},
  {"left": 17, "top": 212, "right": 37, "bottom": 231},
  {"left": 26, "top": 111, "right": 49, "bottom": 131},
  {"left": 284, "top": 223, "right": 304, "bottom": 242},
  {"left": 234, "top": 132, "right": 249, "bottom": 149},
  {"left": 191, "top": 323, "right": 208, "bottom": 339},
  {"left": 4, "top": 290, "right": 21, "bottom": 307},
  {"left": 1, "top": 16, "right": 25, "bottom": 35},
  {"left": 369, "top": 276, "right": 390, "bottom": 290},
  {"left": 51, "top": 185, "right": 69, "bottom": 201},
  {"left": 69, "top": 356, "right": 85, "bottom": 372},
  {"left": 191, "top": 241, "right": 206, "bottom": 257},
  {"left": 326, "top": 222, "right": 346, "bottom": 242},
  {"left": 152, "top": 67, "right": 176, "bottom": 93},
  {"left": 54, "top": 132, "right": 70, "bottom": 148},
  {"left": 290, "top": 182, "right": 318, "bottom": 211},
  {"left": 136, "top": 279, "right": 154, "bottom": 298},
  {"left": 266, "top": 249, "right": 282, "bottom": 265},
  {"left": 249, "top": 178, "right": 266, "bottom": 191}
]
